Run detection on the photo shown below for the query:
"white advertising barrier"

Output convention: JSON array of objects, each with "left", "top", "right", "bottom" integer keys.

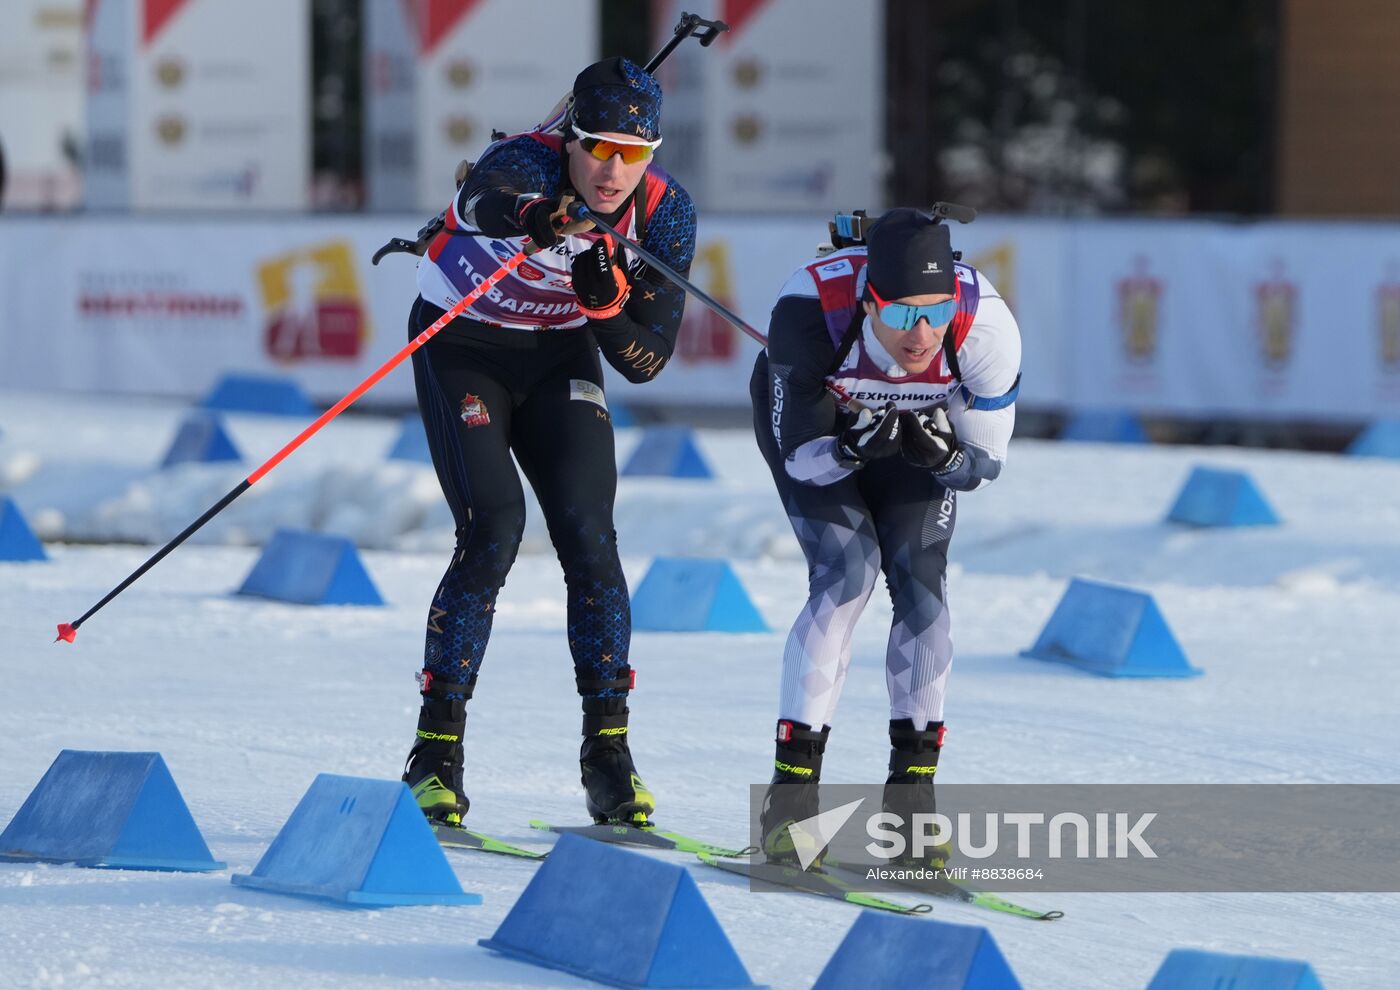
[
  {"left": 0, "top": 216, "right": 413, "bottom": 404},
  {"left": 652, "top": 0, "right": 880, "bottom": 213},
  {"left": 0, "top": 1, "right": 84, "bottom": 210},
  {"left": 85, "top": 0, "right": 311, "bottom": 210},
  {"left": 2, "top": 214, "right": 1399, "bottom": 420},
  {"left": 364, "top": 0, "right": 598, "bottom": 213},
  {"left": 0, "top": 214, "right": 828, "bottom": 409},
  {"left": 1065, "top": 221, "right": 1400, "bottom": 418}
]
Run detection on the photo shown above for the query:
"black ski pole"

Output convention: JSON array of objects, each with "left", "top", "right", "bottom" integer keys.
[
  {"left": 565, "top": 201, "right": 766, "bottom": 347},
  {"left": 565, "top": 202, "right": 868, "bottom": 411}
]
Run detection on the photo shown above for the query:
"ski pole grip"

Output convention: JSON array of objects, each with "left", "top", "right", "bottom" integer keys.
[{"left": 565, "top": 201, "right": 592, "bottom": 222}]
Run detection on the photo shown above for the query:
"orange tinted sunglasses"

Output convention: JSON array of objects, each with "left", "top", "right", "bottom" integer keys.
[{"left": 573, "top": 125, "right": 663, "bottom": 165}]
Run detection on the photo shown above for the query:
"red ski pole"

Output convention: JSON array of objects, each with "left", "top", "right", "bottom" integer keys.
[{"left": 55, "top": 242, "right": 538, "bottom": 644}]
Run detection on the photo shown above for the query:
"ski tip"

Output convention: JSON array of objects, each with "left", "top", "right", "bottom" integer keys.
[{"left": 55, "top": 622, "right": 77, "bottom": 644}]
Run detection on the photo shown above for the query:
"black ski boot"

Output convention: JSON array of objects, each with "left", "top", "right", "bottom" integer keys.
[
  {"left": 882, "top": 718, "right": 950, "bottom": 869},
  {"left": 759, "top": 720, "right": 830, "bottom": 866},
  {"left": 401, "top": 670, "right": 474, "bottom": 827},
  {"left": 579, "top": 690, "right": 656, "bottom": 825}
]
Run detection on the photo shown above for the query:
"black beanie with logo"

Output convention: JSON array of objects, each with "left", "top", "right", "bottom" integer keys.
[{"left": 864, "top": 208, "right": 957, "bottom": 299}]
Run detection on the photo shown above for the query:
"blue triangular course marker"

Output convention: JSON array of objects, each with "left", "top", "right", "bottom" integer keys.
[
  {"left": 200, "top": 373, "right": 316, "bottom": 416},
  {"left": 1020, "top": 578, "right": 1201, "bottom": 678},
  {"left": 235, "top": 528, "right": 384, "bottom": 606},
  {"left": 0, "top": 495, "right": 47, "bottom": 562},
  {"left": 813, "top": 911, "right": 1022, "bottom": 990},
  {"left": 1165, "top": 466, "right": 1280, "bottom": 527},
  {"left": 1060, "top": 410, "right": 1148, "bottom": 443},
  {"left": 231, "top": 774, "right": 478, "bottom": 907},
  {"left": 480, "top": 833, "right": 761, "bottom": 989},
  {"left": 1147, "top": 949, "right": 1325, "bottom": 990},
  {"left": 0, "top": 750, "right": 223, "bottom": 871},
  {"left": 159, "top": 411, "right": 242, "bottom": 469},
  {"left": 1347, "top": 419, "right": 1400, "bottom": 458},
  {"left": 621, "top": 426, "right": 714, "bottom": 478},
  {"left": 386, "top": 414, "right": 432, "bottom": 463},
  {"left": 631, "top": 557, "right": 768, "bottom": 633}
]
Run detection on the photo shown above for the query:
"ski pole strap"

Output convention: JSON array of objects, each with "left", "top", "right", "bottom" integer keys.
[
  {"left": 418, "top": 669, "right": 478, "bottom": 701},
  {"left": 575, "top": 666, "right": 634, "bottom": 697}
]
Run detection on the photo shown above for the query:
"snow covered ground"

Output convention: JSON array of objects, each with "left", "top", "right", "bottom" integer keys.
[{"left": 2, "top": 386, "right": 1399, "bottom": 989}]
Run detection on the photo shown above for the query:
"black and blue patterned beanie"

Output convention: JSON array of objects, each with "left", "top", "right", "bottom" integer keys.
[{"left": 570, "top": 57, "right": 663, "bottom": 142}]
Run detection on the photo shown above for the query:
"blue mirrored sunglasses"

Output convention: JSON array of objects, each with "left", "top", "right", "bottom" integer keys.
[{"left": 867, "top": 281, "right": 958, "bottom": 330}]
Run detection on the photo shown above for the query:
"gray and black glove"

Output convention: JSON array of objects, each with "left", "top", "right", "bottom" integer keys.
[
  {"left": 899, "top": 408, "right": 963, "bottom": 473},
  {"left": 836, "top": 401, "right": 902, "bottom": 466}
]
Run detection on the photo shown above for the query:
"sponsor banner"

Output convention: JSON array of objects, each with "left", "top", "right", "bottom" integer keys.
[
  {"left": 3, "top": 214, "right": 1400, "bottom": 420},
  {"left": 1065, "top": 221, "right": 1234, "bottom": 415},
  {"left": 364, "top": 0, "right": 597, "bottom": 212},
  {"left": 0, "top": 1, "right": 84, "bottom": 210},
  {"left": 85, "top": 0, "right": 311, "bottom": 210},
  {"left": 1064, "top": 221, "right": 1400, "bottom": 418},
  {"left": 652, "top": 0, "right": 880, "bottom": 213},
  {"left": 0, "top": 216, "right": 385, "bottom": 402}
]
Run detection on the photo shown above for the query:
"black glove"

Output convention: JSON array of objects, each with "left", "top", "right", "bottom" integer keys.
[
  {"left": 571, "top": 238, "right": 631, "bottom": 318},
  {"left": 836, "top": 402, "right": 902, "bottom": 466},
  {"left": 515, "top": 194, "right": 563, "bottom": 247},
  {"left": 515, "top": 192, "right": 594, "bottom": 249},
  {"left": 899, "top": 407, "right": 961, "bottom": 472}
]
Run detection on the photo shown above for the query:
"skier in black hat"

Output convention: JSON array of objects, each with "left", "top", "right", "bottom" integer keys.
[
  {"left": 748, "top": 207, "right": 1022, "bottom": 867},
  {"left": 402, "top": 57, "right": 696, "bottom": 830}
]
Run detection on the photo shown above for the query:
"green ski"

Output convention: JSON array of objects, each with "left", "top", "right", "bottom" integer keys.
[
  {"left": 823, "top": 861, "right": 1063, "bottom": 921},
  {"left": 528, "top": 819, "right": 747, "bottom": 858},
  {"left": 433, "top": 824, "right": 547, "bottom": 860},
  {"left": 696, "top": 852, "right": 933, "bottom": 915}
]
